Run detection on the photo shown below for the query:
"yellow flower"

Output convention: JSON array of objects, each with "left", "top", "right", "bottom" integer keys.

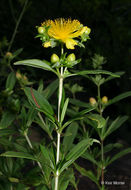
[{"left": 41, "top": 18, "right": 90, "bottom": 49}]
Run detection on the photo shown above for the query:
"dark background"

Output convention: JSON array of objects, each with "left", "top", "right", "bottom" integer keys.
[{"left": 0, "top": 0, "right": 131, "bottom": 144}]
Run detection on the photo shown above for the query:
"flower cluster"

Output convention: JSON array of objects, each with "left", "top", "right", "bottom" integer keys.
[{"left": 36, "top": 18, "right": 91, "bottom": 49}]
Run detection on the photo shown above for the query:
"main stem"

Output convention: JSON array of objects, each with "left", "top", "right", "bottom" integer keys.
[{"left": 55, "top": 46, "right": 64, "bottom": 190}]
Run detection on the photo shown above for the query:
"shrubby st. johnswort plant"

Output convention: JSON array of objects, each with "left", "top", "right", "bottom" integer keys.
[{"left": 0, "top": 18, "right": 131, "bottom": 190}]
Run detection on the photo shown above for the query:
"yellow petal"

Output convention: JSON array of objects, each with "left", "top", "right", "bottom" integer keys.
[
  {"left": 43, "top": 41, "right": 51, "bottom": 48},
  {"left": 65, "top": 39, "right": 77, "bottom": 49}
]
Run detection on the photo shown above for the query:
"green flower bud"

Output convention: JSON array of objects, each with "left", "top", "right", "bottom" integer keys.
[
  {"left": 51, "top": 54, "right": 59, "bottom": 63},
  {"left": 67, "top": 53, "right": 76, "bottom": 62},
  {"left": 38, "top": 27, "right": 45, "bottom": 34}
]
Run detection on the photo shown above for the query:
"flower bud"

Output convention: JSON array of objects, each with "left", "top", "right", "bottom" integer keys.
[
  {"left": 38, "top": 26, "right": 45, "bottom": 34},
  {"left": 89, "top": 97, "right": 97, "bottom": 105},
  {"left": 43, "top": 41, "right": 51, "bottom": 48},
  {"left": 80, "top": 26, "right": 91, "bottom": 35},
  {"left": 102, "top": 96, "right": 108, "bottom": 104},
  {"left": 51, "top": 53, "right": 59, "bottom": 63},
  {"left": 16, "top": 72, "right": 22, "bottom": 79},
  {"left": 5, "top": 52, "right": 13, "bottom": 58},
  {"left": 67, "top": 53, "right": 76, "bottom": 62}
]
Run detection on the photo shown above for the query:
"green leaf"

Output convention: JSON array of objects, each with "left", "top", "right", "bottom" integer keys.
[
  {"left": 14, "top": 59, "right": 56, "bottom": 74},
  {"left": 61, "top": 98, "right": 69, "bottom": 124},
  {"left": 6, "top": 72, "right": 16, "bottom": 91},
  {"left": 106, "top": 91, "right": 131, "bottom": 106},
  {"left": 63, "top": 122, "right": 78, "bottom": 153},
  {"left": 70, "top": 98, "right": 92, "bottom": 108},
  {"left": 104, "top": 72, "right": 125, "bottom": 83},
  {"left": 0, "top": 151, "right": 36, "bottom": 161},
  {"left": 59, "top": 168, "right": 74, "bottom": 190},
  {"left": 82, "top": 151, "right": 99, "bottom": 166},
  {"left": 103, "top": 116, "right": 128, "bottom": 139},
  {"left": 24, "top": 87, "right": 54, "bottom": 116},
  {"left": 60, "top": 139, "right": 93, "bottom": 173},
  {"left": 0, "top": 112, "right": 16, "bottom": 129},
  {"left": 74, "top": 163, "right": 100, "bottom": 188},
  {"left": 43, "top": 79, "right": 58, "bottom": 99},
  {"left": 88, "top": 114, "right": 106, "bottom": 128},
  {"left": 0, "top": 129, "right": 15, "bottom": 137},
  {"left": 75, "top": 70, "right": 120, "bottom": 77},
  {"left": 61, "top": 107, "right": 95, "bottom": 131},
  {"left": 11, "top": 48, "right": 23, "bottom": 59},
  {"left": 107, "top": 148, "right": 131, "bottom": 166}
]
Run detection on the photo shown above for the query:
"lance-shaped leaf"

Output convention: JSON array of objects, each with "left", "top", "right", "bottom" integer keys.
[
  {"left": 107, "top": 148, "right": 131, "bottom": 166},
  {"left": 70, "top": 98, "right": 92, "bottom": 108},
  {"left": 0, "top": 112, "right": 16, "bottom": 129},
  {"left": 24, "top": 87, "right": 54, "bottom": 116},
  {"left": 88, "top": 114, "right": 106, "bottom": 128},
  {"left": 103, "top": 116, "right": 128, "bottom": 139},
  {"left": 105, "top": 91, "right": 131, "bottom": 107},
  {"left": 60, "top": 107, "right": 95, "bottom": 132},
  {"left": 43, "top": 79, "right": 59, "bottom": 99},
  {"left": 59, "top": 139, "right": 93, "bottom": 173},
  {"left": 14, "top": 59, "right": 57, "bottom": 74},
  {"left": 74, "top": 70, "right": 120, "bottom": 77},
  {"left": 63, "top": 122, "right": 79, "bottom": 153},
  {"left": 0, "top": 151, "right": 36, "bottom": 161},
  {"left": 74, "top": 163, "right": 100, "bottom": 189},
  {"left": 61, "top": 98, "right": 69, "bottom": 124},
  {"left": 6, "top": 72, "right": 16, "bottom": 91}
]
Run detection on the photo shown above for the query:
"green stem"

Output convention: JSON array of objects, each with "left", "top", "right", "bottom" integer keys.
[
  {"left": 55, "top": 46, "right": 64, "bottom": 190},
  {"left": 97, "top": 85, "right": 105, "bottom": 187},
  {"left": 24, "top": 132, "right": 44, "bottom": 176},
  {"left": 55, "top": 68, "right": 63, "bottom": 190},
  {"left": 97, "top": 85, "right": 102, "bottom": 116},
  {"left": 101, "top": 140, "right": 104, "bottom": 185},
  {"left": 8, "top": 0, "right": 28, "bottom": 52}
]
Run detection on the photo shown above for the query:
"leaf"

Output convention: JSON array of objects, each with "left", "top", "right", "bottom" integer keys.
[
  {"left": 106, "top": 91, "right": 131, "bottom": 106},
  {"left": 0, "top": 129, "right": 15, "bottom": 137},
  {"left": 88, "top": 114, "right": 106, "bottom": 128},
  {"left": 40, "top": 145, "right": 53, "bottom": 179},
  {"left": 59, "top": 168, "right": 74, "bottom": 190},
  {"left": 82, "top": 151, "right": 99, "bottom": 166},
  {"left": 70, "top": 98, "right": 92, "bottom": 108},
  {"left": 0, "top": 112, "right": 16, "bottom": 129},
  {"left": 43, "top": 79, "right": 59, "bottom": 99},
  {"left": 61, "top": 107, "right": 95, "bottom": 131},
  {"left": 104, "top": 72, "right": 125, "bottom": 83},
  {"left": 11, "top": 48, "right": 23, "bottom": 59},
  {"left": 6, "top": 72, "right": 16, "bottom": 91},
  {"left": 14, "top": 59, "right": 57, "bottom": 74},
  {"left": 103, "top": 116, "right": 128, "bottom": 139},
  {"left": 107, "top": 148, "right": 131, "bottom": 166},
  {"left": 60, "top": 139, "right": 93, "bottom": 173},
  {"left": 61, "top": 98, "right": 69, "bottom": 124},
  {"left": 63, "top": 122, "right": 78, "bottom": 153},
  {"left": 75, "top": 70, "right": 120, "bottom": 77},
  {"left": 24, "top": 87, "right": 54, "bottom": 116},
  {"left": 0, "top": 151, "right": 36, "bottom": 161},
  {"left": 74, "top": 163, "right": 100, "bottom": 188}
]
